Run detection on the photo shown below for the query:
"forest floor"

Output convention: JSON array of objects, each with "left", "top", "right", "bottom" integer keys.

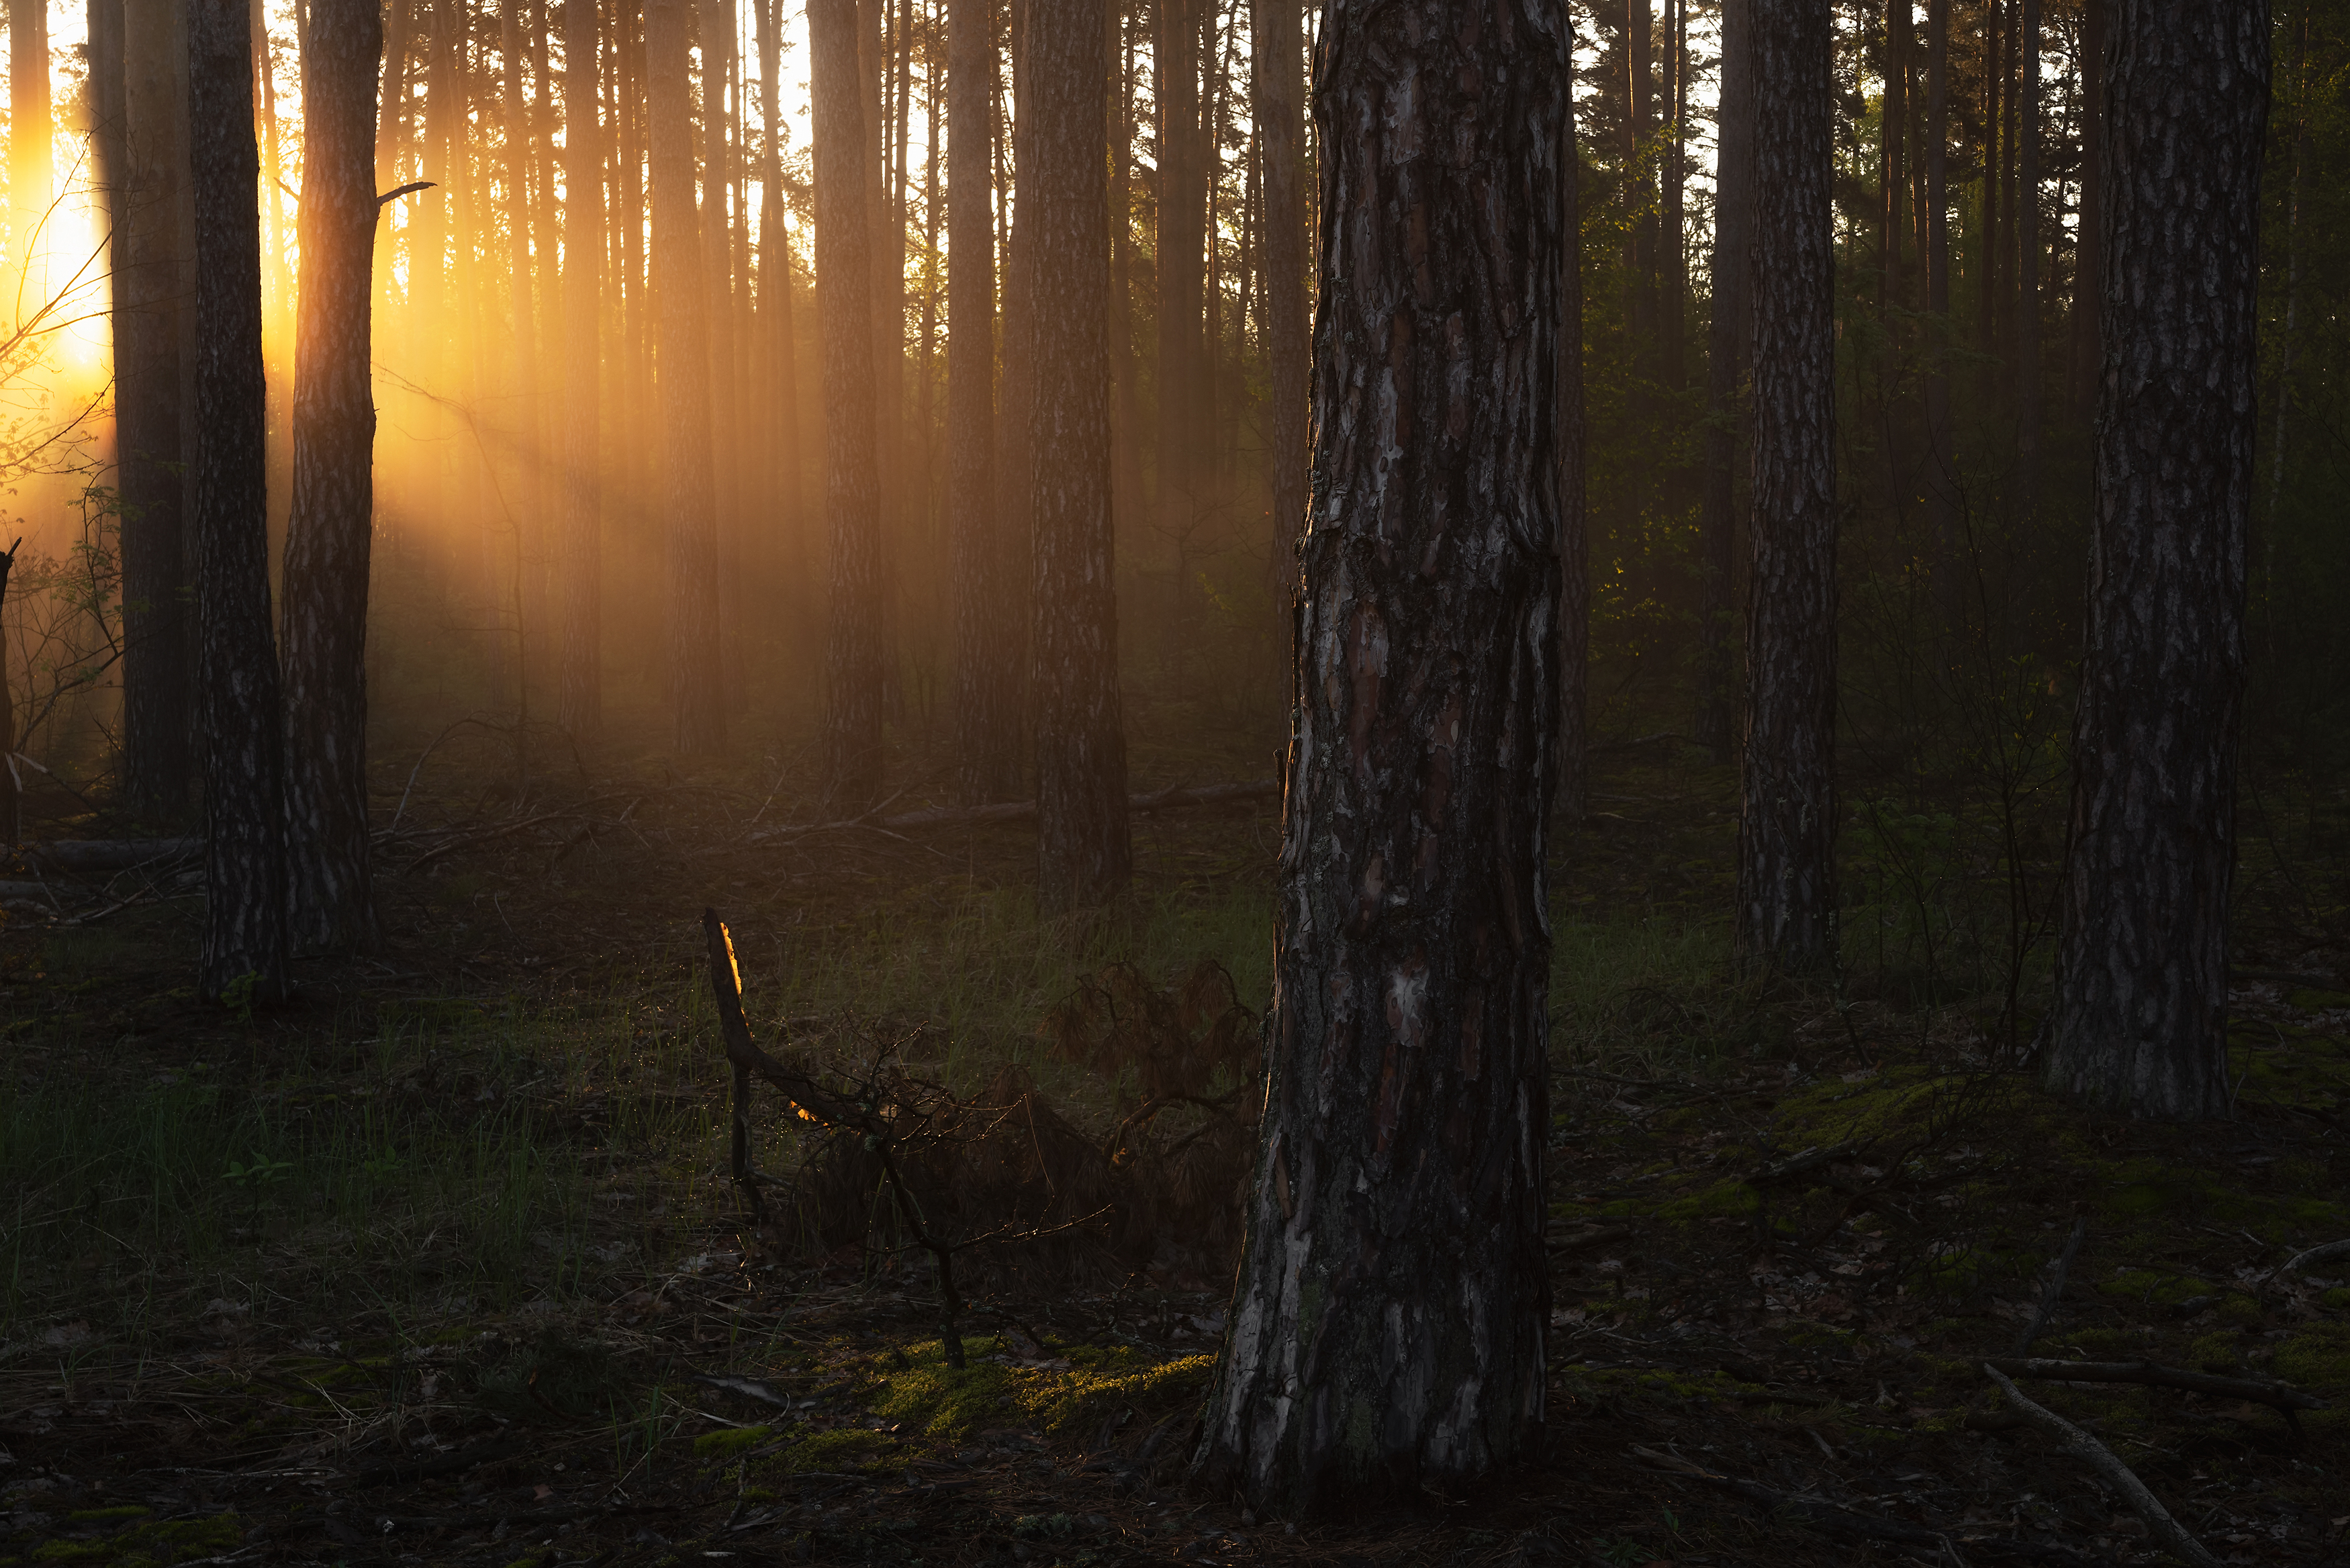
[{"left": 3, "top": 712, "right": 2349, "bottom": 1568}]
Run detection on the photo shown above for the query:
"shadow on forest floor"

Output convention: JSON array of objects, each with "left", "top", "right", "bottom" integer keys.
[{"left": 1, "top": 730, "right": 2347, "bottom": 1567}]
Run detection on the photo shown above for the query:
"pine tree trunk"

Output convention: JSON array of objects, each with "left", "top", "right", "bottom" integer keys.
[
  {"left": 1155, "top": 0, "right": 1203, "bottom": 544},
  {"left": 189, "top": 0, "right": 289, "bottom": 1003},
  {"left": 1979, "top": 0, "right": 2001, "bottom": 379},
  {"left": 1660, "top": 0, "right": 1686, "bottom": 391},
  {"left": 996, "top": 0, "right": 1033, "bottom": 752},
  {"left": 1883, "top": 0, "right": 1906, "bottom": 310},
  {"left": 1695, "top": 0, "right": 1753, "bottom": 765},
  {"left": 281, "top": 0, "right": 385, "bottom": 957},
  {"left": 699, "top": 0, "right": 747, "bottom": 712},
  {"left": 2042, "top": 0, "right": 2266, "bottom": 1122},
  {"left": 2069, "top": 0, "right": 2102, "bottom": 415},
  {"left": 9, "top": 0, "right": 50, "bottom": 298},
  {"left": 1193, "top": 0, "right": 1567, "bottom": 1512},
  {"left": 646, "top": 0, "right": 728, "bottom": 754},
  {"left": 2014, "top": 0, "right": 2040, "bottom": 523},
  {"left": 557, "top": 0, "right": 605, "bottom": 738},
  {"left": 949, "top": 0, "right": 1015, "bottom": 804},
  {"left": 500, "top": 0, "right": 540, "bottom": 707},
  {"left": 813, "top": 0, "right": 886, "bottom": 809},
  {"left": 1923, "top": 0, "right": 1955, "bottom": 547},
  {"left": 754, "top": 0, "right": 807, "bottom": 670},
  {"left": 119, "top": 0, "right": 197, "bottom": 819},
  {"left": 1738, "top": 0, "right": 1838, "bottom": 975},
  {"left": 1027, "top": 0, "right": 1129, "bottom": 916},
  {"left": 1251, "top": 0, "right": 1306, "bottom": 609},
  {"left": 1557, "top": 83, "right": 1589, "bottom": 821}
]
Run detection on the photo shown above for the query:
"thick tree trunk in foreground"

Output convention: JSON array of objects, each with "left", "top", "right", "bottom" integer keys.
[
  {"left": 646, "top": 0, "right": 726, "bottom": 755},
  {"left": 1695, "top": 0, "right": 1753, "bottom": 765},
  {"left": 812, "top": 0, "right": 886, "bottom": 811},
  {"left": 120, "top": 0, "right": 197, "bottom": 818},
  {"left": 2043, "top": 0, "right": 2267, "bottom": 1121},
  {"left": 557, "top": 0, "right": 604, "bottom": 738},
  {"left": 1194, "top": 0, "right": 1566, "bottom": 1513},
  {"left": 1251, "top": 0, "right": 1307, "bottom": 610},
  {"left": 189, "top": 0, "right": 288, "bottom": 1003},
  {"left": 1027, "top": 0, "right": 1129, "bottom": 916},
  {"left": 1737, "top": 0, "right": 1838, "bottom": 973},
  {"left": 280, "top": 0, "right": 385, "bottom": 955},
  {"left": 949, "top": 0, "right": 1015, "bottom": 804}
]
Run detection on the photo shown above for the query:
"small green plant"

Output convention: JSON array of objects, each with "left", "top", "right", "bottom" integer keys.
[
  {"left": 1589, "top": 1536, "right": 1651, "bottom": 1568},
  {"left": 222, "top": 1151, "right": 292, "bottom": 1229},
  {"left": 219, "top": 971, "right": 261, "bottom": 1022}
]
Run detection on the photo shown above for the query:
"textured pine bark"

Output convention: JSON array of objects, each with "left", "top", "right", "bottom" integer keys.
[
  {"left": 557, "top": 0, "right": 605, "bottom": 738},
  {"left": 119, "top": 0, "right": 197, "bottom": 820},
  {"left": 1737, "top": 0, "right": 1837, "bottom": 974},
  {"left": 188, "top": 0, "right": 288, "bottom": 1003},
  {"left": 812, "top": 0, "right": 886, "bottom": 812},
  {"left": 1155, "top": 0, "right": 1204, "bottom": 536},
  {"left": 2044, "top": 0, "right": 2266, "bottom": 1122},
  {"left": 280, "top": 0, "right": 384, "bottom": 956},
  {"left": 1251, "top": 0, "right": 1306, "bottom": 609},
  {"left": 949, "top": 0, "right": 1015, "bottom": 805},
  {"left": 993, "top": 1, "right": 1034, "bottom": 756},
  {"left": 1194, "top": 0, "right": 1566, "bottom": 1513},
  {"left": 1026, "top": 0, "right": 1129, "bottom": 917},
  {"left": 1694, "top": 0, "right": 1752, "bottom": 767},
  {"left": 646, "top": 0, "right": 727, "bottom": 756}
]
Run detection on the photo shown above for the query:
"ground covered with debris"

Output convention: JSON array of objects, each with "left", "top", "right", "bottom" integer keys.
[{"left": 3, "top": 730, "right": 2347, "bottom": 1567}]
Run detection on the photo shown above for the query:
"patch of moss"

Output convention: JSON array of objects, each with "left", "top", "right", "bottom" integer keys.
[
  {"left": 2097, "top": 1269, "right": 2212, "bottom": 1309},
  {"left": 1656, "top": 1179, "right": 1761, "bottom": 1223},
  {"left": 2188, "top": 1332, "right": 2245, "bottom": 1373},
  {"left": 692, "top": 1425, "right": 774, "bottom": 1459},
  {"left": 2272, "top": 1323, "right": 2350, "bottom": 1395},
  {"left": 25, "top": 1514, "right": 239, "bottom": 1568},
  {"left": 2320, "top": 1287, "right": 2350, "bottom": 1312},
  {"left": 772, "top": 1427, "right": 898, "bottom": 1475},
  {"left": 1017, "top": 1352, "right": 1215, "bottom": 1438}
]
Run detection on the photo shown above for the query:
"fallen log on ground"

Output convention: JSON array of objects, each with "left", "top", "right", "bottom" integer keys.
[
  {"left": 1983, "top": 1365, "right": 2222, "bottom": 1568},
  {"left": 744, "top": 779, "right": 1279, "bottom": 846},
  {"left": 1983, "top": 1356, "right": 2326, "bottom": 1411}
]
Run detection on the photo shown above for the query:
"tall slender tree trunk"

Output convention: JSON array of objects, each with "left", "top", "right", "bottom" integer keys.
[
  {"left": 120, "top": 0, "right": 197, "bottom": 818},
  {"left": 253, "top": 3, "right": 294, "bottom": 324},
  {"left": 1738, "top": 0, "right": 1838, "bottom": 974},
  {"left": 2014, "top": 0, "right": 2040, "bottom": 523},
  {"left": 699, "top": 0, "right": 747, "bottom": 712},
  {"left": 10, "top": 0, "right": 51, "bottom": 297},
  {"left": 1156, "top": 0, "right": 1204, "bottom": 542},
  {"left": 281, "top": 0, "right": 385, "bottom": 956},
  {"left": 1028, "top": 0, "right": 1129, "bottom": 915},
  {"left": 859, "top": 0, "right": 903, "bottom": 709},
  {"left": 558, "top": 0, "right": 605, "bottom": 737},
  {"left": 2069, "top": 0, "right": 2102, "bottom": 415},
  {"left": 2043, "top": 0, "right": 2267, "bottom": 1122},
  {"left": 949, "top": 0, "right": 1013, "bottom": 803},
  {"left": 1624, "top": 0, "right": 1651, "bottom": 330},
  {"left": 994, "top": 0, "right": 1033, "bottom": 756},
  {"left": 1923, "top": 0, "right": 1955, "bottom": 548},
  {"left": 646, "top": 0, "right": 727, "bottom": 754},
  {"left": 1558, "top": 79, "right": 1589, "bottom": 820},
  {"left": 754, "top": 0, "right": 806, "bottom": 669},
  {"left": 1194, "top": 0, "right": 1568, "bottom": 1510},
  {"left": 814, "top": 0, "right": 886, "bottom": 809},
  {"left": 1884, "top": 0, "right": 1908, "bottom": 311},
  {"left": 2265, "top": 5, "right": 2310, "bottom": 571},
  {"left": 1695, "top": 0, "right": 1754, "bottom": 765},
  {"left": 1660, "top": 0, "right": 1686, "bottom": 391},
  {"left": 189, "top": 0, "right": 289, "bottom": 1003},
  {"left": 500, "top": 0, "right": 541, "bottom": 704},
  {"left": 1979, "top": 0, "right": 2002, "bottom": 381},
  {"left": 1252, "top": 0, "right": 1305, "bottom": 611}
]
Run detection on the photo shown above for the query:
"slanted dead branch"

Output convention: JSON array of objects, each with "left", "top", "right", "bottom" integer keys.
[
  {"left": 1981, "top": 1355, "right": 2326, "bottom": 1412},
  {"left": 1981, "top": 1365, "right": 2223, "bottom": 1568}
]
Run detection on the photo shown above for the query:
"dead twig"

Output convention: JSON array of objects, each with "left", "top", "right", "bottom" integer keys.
[
  {"left": 1981, "top": 1355, "right": 2325, "bottom": 1412},
  {"left": 1981, "top": 1365, "right": 2222, "bottom": 1568}
]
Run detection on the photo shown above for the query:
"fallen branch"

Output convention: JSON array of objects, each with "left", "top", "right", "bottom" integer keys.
[
  {"left": 1981, "top": 1365, "right": 2222, "bottom": 1568},
  {"left": 1749, "top": 1143, "right": 1859, "bottom": 1186},
  {"left": 2013, "top": 1216, "right": 2087, "bottom": 1355},
  {"left": 744, "top": 779, "right": 1278, "bottom": 846},
  {"left": 1982, "top": 1356, "right": 2325, "bottom": 1412},
  {"left": 2272, "top": 1236, "right": 2350, "bottom": 1279},
  {"left": 22, "top": 838, "right": 199, "bottom": 872}
]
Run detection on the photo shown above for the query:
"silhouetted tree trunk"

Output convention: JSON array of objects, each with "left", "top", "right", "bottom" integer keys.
[
  {"left": 1557, "top": 88, "right": 1589, "bottom": 820},
  {"left": 754, "top": 0, "right": 806, "bottom": 669},
  {"left": 2069, "top": 0, "right": 2102, "bottom": 414},
  {"left": 1923, "top": 0, "right": 1955, "bottom": 546},
  {"left": 189, "top": 0, "right": 288, "bottom": 1003},
  {"left": 813, "top": 0, "right": 886, "bottom": 810},
  {"left": 557, "top": 0, "right": 604, "bottom": 737},
  {"left": 1156, "top": 0, "right": 1204, "bottom": 540},
  {"left": 1979, "top": 0, "right": 2000, "bottom": 378},
  {"left": 1252, "top": 0, "right": 1305, "bottom": 610},
  {"left": 646, "top": 0, "right": 727, "bottom": 754},
  {"left": 120, "top": 0, "right": 197, "bottom": 818},
  {"left": 2014, "top": 0, "right": 2040, "bottom": 522},
  {"left": 950, "top": 0, "right": 1015, "bottom": 803},
  {"left": 1194, "top": 0, "right": 1567, "bottom": 1513},
  {"left": 281, "top": 0, "right": 385, "bottom": 956},
  {"left": 1661, "top": 0, "right": 1686, "bottom": 390},
  {"left": 1883, "top": 0, "right": 1907, "bottom": 310},
  {"left": 10, "top": 0, "right": 50, "bottom": 296},
  {"left": 1738, "top": 0, "right": 1837, "bottom": 974},
  {"left": 1695, "top": 0, "right": 1753, "bottom": 764},
  {"left": 1027, "top": 0, "right": 1129, "bottom": 915},
  {"left": 2043, "top": 0, "right": 2267, "bottom": 1122}
]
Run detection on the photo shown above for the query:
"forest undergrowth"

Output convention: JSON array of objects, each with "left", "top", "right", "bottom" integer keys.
[{"left": 1, "top": 719, "right": 2347, "bottom": 1568}]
